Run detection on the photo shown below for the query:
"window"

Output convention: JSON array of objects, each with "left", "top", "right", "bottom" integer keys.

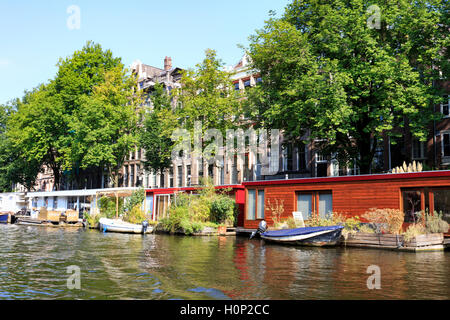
[
  {"left": 412, "top": 138, "right": 426, "bottom": 160},
  {"left": 441, "top": 95, "right": 449, "bottom": 117},
  {"left": 53, "top": 197, "right": 58, "bottom": 209},
  {"left": 296, "top": 191, "right": 333, "bottom": 220},
  {"left": 68, "top": 197, "right": 77, "bottom": 210},
  {"left": 186, "top": 165, "right": 191, "bottom": 186},
  {"left": 247, "top": 189, "right": 265, "bottom": 220},
  {"left": 177, "top": 166, "right": 182, "bottom": 187},
  {"left": 130, "top": 164, "right": 135, "bottom": 187},
  {"left": 234, "top": 82, "right": 240, "bottom": 91},
  {"left": 297, "top": 193, "right": 313, "bottom": 220},
  {"left": 247, "top": 190, "right": 256, "bottom": 220},
  {"left": 297, "top": 143, "right": 307, "bottom": 171},
  {"left": 433, "top": 188, "right": 450, "bottom": 224},
  {"left": 315, "top": 152, "right": 328, "bottom": 177},
  {"left": 318, "top": 193, "right": 332, "bottom": 218},
  {"left": 244, "top": 80, "right": 251, "bottom": 87},
  {"left": 256, "top": 77, "right": 262, "bottom": 84},
  {"left": 402, "top": 190, "right": 422, "bottom": 223},
  {"left": 442, "top": 132, "right": 450, "bottom": 158},
  {"left": 282, "top": 144, "right": 293, "bottom": 171},
  {"left": 169, "top": 167, "right": 173, "bottom": 188},
  {"left": 257, "top": 190, "right": 265, "bottom": 219}
]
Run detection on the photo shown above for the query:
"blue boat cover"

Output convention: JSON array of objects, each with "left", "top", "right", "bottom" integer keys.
[{"left": 262, "top": 225, "right": 343, "bottom": 238}]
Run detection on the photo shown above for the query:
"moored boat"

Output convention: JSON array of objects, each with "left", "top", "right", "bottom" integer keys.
[
  {"left": 260, "top": 225, "right": 344, "bottom": 246},
  {"left": 0, "top": 212, "right": 10, "bottom": 224},
  {"left": 250, "top": 220, "right": 344, "bottom": 247},
  {"left": 99, "top": 218, "right": 153, "bottom": 234}
]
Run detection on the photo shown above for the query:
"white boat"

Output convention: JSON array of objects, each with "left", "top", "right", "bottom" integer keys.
[{"left": 99, "top": 218, "right": 153, "bottom": 234}]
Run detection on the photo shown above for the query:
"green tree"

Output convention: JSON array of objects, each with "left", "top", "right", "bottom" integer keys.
[
  {"left": 176, "top": 49, "right": 242, "bottom": 134},
  {"left": 247, "top": 0, "right": 448, "bottom": 173},
  {"left": 140, "top": 82, "right": 179, "bottom": 176},
  {"left": 66, "top": 66, "right": 143, "bottom": 187},
  {"left": 6, "top": 41, "right": 136, "bottom": 190},
  {"left": 7, "top": 85, "right": 66, "bottom": 189},
  {"left": 0, "top": 102, "right": 41, "bottom": 191}
]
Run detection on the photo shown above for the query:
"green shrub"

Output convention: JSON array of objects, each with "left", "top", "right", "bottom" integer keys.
[
  {"left": 124, "top": 204, "right": 147, "bottom": 224},
  {"left": 83, "top": 211, "right": 100, "bottom": 227},
  {"left": 210, "top": 196, "right": 235, "bottom": 225},
  {"left": 403, "top": 223, "right": 426, "bottom": 241},
  {"left": 124, "top": 188, "right": 145, "bottom": 213},
  {"left": 98, "top": 196, "right": 124, "bottom": 218},
  {"left": 424, "top": 211, "right": 449, "bottom": 233},
  {"left": 156, "top": 178, "right": 237, "bottom": 235}
]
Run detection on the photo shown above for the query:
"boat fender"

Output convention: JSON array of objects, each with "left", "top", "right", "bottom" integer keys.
[
  {"left": 142, "top": 220, "right": 149, "bottom": 234},
  {"left": 103, "top": 226, "right": 107, "bottom": 233}
]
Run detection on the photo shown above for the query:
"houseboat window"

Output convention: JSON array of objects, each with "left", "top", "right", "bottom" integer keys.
[
  {"left": 247, "top": 190, "right": 256, "bottom": 220},
  {"left": 403, "top": 190, "right": 422, "bottom": 223},
  {"left": 297, "top": 193, "right": 313, "bottom": 220},
  {"left": 53, "top": 197, "right": 58, "bottom": 209},
  {"left": 318, "top": 193, "right": 333, "bottom": 218},
  {"left": 442, "top": 132, "right": 450, "bottom": 158},
  {"left": 155, "top": 195, "right": 171, "bottom": 221},
  {"left": 433, "top": 189, "right": 450, "bottom": 224},
  {"left": 257, "top": 190, "right": 265, "bottom": 219}
]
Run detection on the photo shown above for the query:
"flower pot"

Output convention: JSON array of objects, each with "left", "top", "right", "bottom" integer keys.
[{"left": 218, "top": 225, "right": 227, "bottom": 235}]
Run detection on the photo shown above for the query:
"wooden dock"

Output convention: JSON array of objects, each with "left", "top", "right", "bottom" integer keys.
[{"left": 342, "top": 233, "right": 445, "bottom": 252}]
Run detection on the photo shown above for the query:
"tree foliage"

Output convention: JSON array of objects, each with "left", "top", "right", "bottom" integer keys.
[
  {"left": 140, "top": 82, "right": 179, "bottom": 175},
  {"left": 3, "top": 41, "right": 139, "bottom": 190},
  {"left": 247, "top": 0, "right": 448, "bottom": 173}
]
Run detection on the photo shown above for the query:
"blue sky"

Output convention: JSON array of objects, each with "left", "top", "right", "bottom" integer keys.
[{"left": 0, "top": 0, "right": 290, "bottom": 104}]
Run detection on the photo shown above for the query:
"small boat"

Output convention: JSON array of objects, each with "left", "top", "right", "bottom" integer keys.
[
  {"left": 99, "top": 218, "right": 153, "bottom": 234},
  {"left": 261, "top": 225, "right": 344, "bottom": 246},
  {"left": 0, "top": 213, "right": 9, "bottom": 224},
  {"left": 250, "top": 221, "right": 343, "bottom": 246}
]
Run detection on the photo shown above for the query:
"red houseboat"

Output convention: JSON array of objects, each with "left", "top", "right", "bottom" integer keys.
[{"left": 241, "top": 171, "right": 450, "bottom": 232}]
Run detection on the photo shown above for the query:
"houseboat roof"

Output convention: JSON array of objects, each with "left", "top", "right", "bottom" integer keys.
[
  {"left": 145, "top": 184, "right": 245, "bottom": 194},
  {"left": 26, "top": 187, "right": 140, "bottom": 198},
  {"left": 242, "top": 170, "right": 450, "bottom": 187}
]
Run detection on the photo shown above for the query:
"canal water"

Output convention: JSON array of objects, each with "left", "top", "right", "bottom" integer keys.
[{"left": 0, "top": 224, "right": 449, "bottom": 300}]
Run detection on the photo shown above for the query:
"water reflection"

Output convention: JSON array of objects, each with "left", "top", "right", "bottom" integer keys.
[{"left": 0, "top": 224, "right": 448, "bottom": 300}]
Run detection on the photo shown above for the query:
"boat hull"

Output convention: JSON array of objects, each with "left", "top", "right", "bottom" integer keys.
[
  {"left": 99, "top": 218, "right": 153, "bottom": 234},
  {"left": 261, "top": 226, "right": 343, "bottom": 247},
  {"left": 0, "top": 213, "right": 9, "bottom": 224}
]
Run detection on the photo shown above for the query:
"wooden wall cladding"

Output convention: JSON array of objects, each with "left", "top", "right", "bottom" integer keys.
[{"left": 243, "top": 172, "right": 450, "bottom": 229}]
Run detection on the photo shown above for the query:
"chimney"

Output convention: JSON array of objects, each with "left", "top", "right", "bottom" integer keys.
[{"left": 164, "top": 56, "right": 172, "bottom": 71}]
